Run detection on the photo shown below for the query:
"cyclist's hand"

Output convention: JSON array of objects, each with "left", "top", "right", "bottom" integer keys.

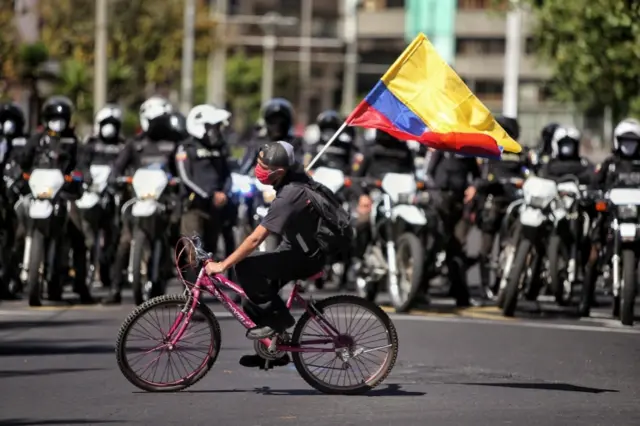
[{"left": 205, "top": 261, "right": 226, "bottom": 275}]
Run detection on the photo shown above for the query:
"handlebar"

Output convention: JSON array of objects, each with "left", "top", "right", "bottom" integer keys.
[
  {"left": 112, "top": 176, "right": 182, "bottom": 186},
  {"left": 22, "top": 172, "right": 83, "bottom": 183}
]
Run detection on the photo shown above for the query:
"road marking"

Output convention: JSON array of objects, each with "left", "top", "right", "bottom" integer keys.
[
  {"left": 0, "top": 309, "right": 50, "bottom": 317},
  {"left": 380, "top": 305, "right": 514, "bottom": 321},
  {"left": 386, "top": 312, "right": 640, "bottom": 334}
]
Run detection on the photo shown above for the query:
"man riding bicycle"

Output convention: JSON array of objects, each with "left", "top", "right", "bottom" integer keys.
[{"left": 205, "top": 141, "right": 327, "bottom": 366}]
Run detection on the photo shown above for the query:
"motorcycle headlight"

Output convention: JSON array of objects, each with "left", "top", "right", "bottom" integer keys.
[
  {"left": 618, "top": 205, "right": 638, "bottom": 220},
  {"left": 528, "top": 195, "right": 553, "bottom": 209},
  {"left": 38, "top": 187, "right": 54, "bottom": 199}
]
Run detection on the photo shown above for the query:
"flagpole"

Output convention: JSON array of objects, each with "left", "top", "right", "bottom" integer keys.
[{"left": 305, "top": 121, "right": 349, "bottom": 172}]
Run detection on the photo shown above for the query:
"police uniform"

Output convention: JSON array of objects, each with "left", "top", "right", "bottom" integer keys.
[
  {"left": 426, "top": 149, "right": 481, "bottom": 306},
  {"left": 175, "top": 137, "right": 232, "bottom": 263}
]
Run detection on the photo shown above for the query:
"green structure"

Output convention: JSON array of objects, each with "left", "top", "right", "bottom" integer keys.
[{"left": 405, "top": 0, "right": 457, "bottom": 65}]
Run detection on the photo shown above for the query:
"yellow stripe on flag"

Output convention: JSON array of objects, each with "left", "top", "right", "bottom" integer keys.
[{"left": 380, "top": 33, "right": 521, "bottom": 154}]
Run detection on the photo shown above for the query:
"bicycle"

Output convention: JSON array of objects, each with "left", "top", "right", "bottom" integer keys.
[{"left": 115, "top": 235, "right": 399, "bottom": 395}]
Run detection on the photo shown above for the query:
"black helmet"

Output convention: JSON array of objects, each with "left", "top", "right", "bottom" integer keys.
[
  {"left": 540, "top": 122, "right": 560, "bottom": 154},
  {"left": 0, "top": 102, "right": 26, "bottom": 137},
  {"left": 168, "top": 111, "right": 187, "bottom": 142},
  {"left": 262, "top": 98, "right": 294, "bottom": 123},
  {"left": 316, "top": 110, "right": 342, "bottom": 131},
  {"left": 496, "top": 115, "right": 520, "bottom": 140},
  {"left": 261, "top": 98, "right": 293, "bottom": 140},
  {"left": 42, "top": 96, "right": 73, "bottom": 132}
]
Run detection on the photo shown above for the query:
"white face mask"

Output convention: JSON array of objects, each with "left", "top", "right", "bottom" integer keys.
[
  {"left": 3, "top": 121, "right": 15, "bottom": 135},
  {"left": 48, "top": 119, "right": 67, "bottom": 132},
  {"left": 620, "top": 140, "right": 639, "bottom": 156},
  {"left": 100, "top": 123, "right": 117, "bottom": 139}
]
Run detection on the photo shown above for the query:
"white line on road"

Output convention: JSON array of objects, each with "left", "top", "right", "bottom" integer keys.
[
  {"left": 386, "top": 313, "right": 640, "bottom": 335},
  {"left": 205, "top": 310, "right": 640, "bottom": 334}
]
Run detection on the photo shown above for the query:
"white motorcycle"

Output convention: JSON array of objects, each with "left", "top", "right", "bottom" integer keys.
[
  {"left": 253, "top": 179, "right": 279, "bottom": 252},
  {"left": 607, "top": 187, "right": 640, "bottom": 325},
  {"left": 355, "top": 172, "right": 428, "bottom": 312},
  {"left": 120, "top": 168, "right": 180, "bottom": 305},
  {"left": 310, "top": 166, "right": 353, "bottom": 289},
  {"left": 23, "top": 168, "right": 80, "bottom": 306},
  {"left": 500, "top": 176, "right": 567, "bottom": 316},
  {"left": 75, "top": 164, "right": 113, "bottom": 287}
]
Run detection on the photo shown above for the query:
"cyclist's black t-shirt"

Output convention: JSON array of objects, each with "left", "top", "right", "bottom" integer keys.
[{"left": 260, "top": 171, "right": 320, "bottom": 254}]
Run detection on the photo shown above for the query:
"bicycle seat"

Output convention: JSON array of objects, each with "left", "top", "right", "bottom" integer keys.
[{"left": 306, "top": 271, "right": 324, "bottom": 281}]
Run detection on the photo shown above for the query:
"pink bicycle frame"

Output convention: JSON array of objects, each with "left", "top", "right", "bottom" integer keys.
[{"left": 166, "top": 268, "right": 341, "bottom": 353}]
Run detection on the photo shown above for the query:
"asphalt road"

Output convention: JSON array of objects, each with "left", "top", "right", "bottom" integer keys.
[{"left": 1, "top": 280, "right": 639, "bottom": 426}]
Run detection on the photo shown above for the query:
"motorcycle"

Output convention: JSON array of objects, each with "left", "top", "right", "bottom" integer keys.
[
  {"left": 545, "top": 178, "right": 593, "bottom": 306},
  {"left": 475, "top": 176, "right": 525, "bottom": 299},
  {"left": 309, "top": 166, "right": 353, "bottom": 290},
  {"left": 355, "top": 173, "right": 427, "bottom": 312},
  {"left": 606, "top": 187, "right": 640, "bottom": 326},
  {"left": 120, "top": 168, "right": 181, "bottom": 305},
  {"left": 23, "top": 168, "right": 83, "bottom": 306},
  {"left": 253, "top": 179, "right": 280, "bottom": 252},
  {"left": 75, "top": 164, "right": 113, "bottom": 287},
  {"left": 501, "top": 176, "right": 567, "bottom": 317},
  {"left": 230, "top": 172, "right": 257, "bottom": 245}
]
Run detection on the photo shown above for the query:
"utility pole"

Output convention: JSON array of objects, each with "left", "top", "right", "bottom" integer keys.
[
  {"left": 94, "top": 0, "right": 108, "bottom": 116},
  {"left": 180, "top": 0, "right": 196, "bottom": 115},
  {"left": 341, "top": 0, "right": 359, "bottom": 116},
  {"left": 208, "top": 0, "right": 227, "bottom": 106},
  {"left": 258, "top": 12, "right": 298, "bottom": 106},
  {"left": 503, "top": 0, "right": 521, "bottom": 118},
  {"left": 298, "top": 0, "right": 313, "bottom": 126}
]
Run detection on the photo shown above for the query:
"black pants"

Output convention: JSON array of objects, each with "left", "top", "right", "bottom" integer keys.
[
  {"left": 110, "top": 217, "right": 132, "bottom": 296},
  {"left": 436, "top": 192, "right": 471, "bottom": 305},
  {"left": 235, "top": 245, "right": 324, "bottom": 331},
  {"left": 80, "top": 202, "right": 117, "bottom": 288},
  {"left": 66, "top": 205, "right": 90, "bottom": 296}
]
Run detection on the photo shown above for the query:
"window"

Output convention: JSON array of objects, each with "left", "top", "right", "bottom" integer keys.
[
  {"left": 456, "top": 38, "right": 505, "bottom": 55},
  {"left": 525, "top": 37, "right": 538, "bottom": 55},
  {"left": 475, "top": 80, "right": 503, "bottom": 100},
  {"left": 457, "top": 0, "right": 493, "bottom": 10},
  {"left": 386, "top": 0, "right": 406, "bottom": 7}
]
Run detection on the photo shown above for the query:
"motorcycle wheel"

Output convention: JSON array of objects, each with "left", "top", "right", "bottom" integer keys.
[
  {"left": 620, "top": 249, "right": 637, "bottom": 326},
  {"left": 502, "top": 238, "right": 532, "bottom": 317},
  {"left": 27, "top": 229, "right": 45, "bottom": 307},
  {"left": 547, "top": 234, "right": 572, "bottom": 306},
  {"left": 131, "top": 229, "right": 151, "bottom": 306},
  {"left": 391, "top": 233, "right": 425, "bottom": 313}
]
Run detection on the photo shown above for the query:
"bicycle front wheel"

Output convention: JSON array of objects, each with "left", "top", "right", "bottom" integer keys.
[
  {"left": 115, "top": 294, "right": 221, "bottom": 392},
  {"left": 291, "top": 295, "right": 398, "bottom": 395}
]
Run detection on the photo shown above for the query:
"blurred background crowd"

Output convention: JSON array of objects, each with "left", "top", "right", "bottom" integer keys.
[{"left": 1, "top": 0, "right": 639, "bottom": 157}]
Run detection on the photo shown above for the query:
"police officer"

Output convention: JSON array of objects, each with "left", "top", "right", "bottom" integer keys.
[
  {"left": 425, "top": 139, "right": 482, "bottom": 307},
  {"left": 538, "top": 125, "right": 593, "bottom": 183},
  {"left": 530, "top": 122, "right": 560, "bottom": 172},
  {"left": 305, "top": 110, "right": 358, "bottom": 173},
  {"left": 239, "top": 98, "right": 305, "bottom": 174},
  {"left": 19, "top": 96, "right": 94, "bottom": 305},
  {"left": 176, "top": 104, "right": 233, "bottom": 283},
  {"left": 352, "top": 130, "right": 415, "bottom": 261},
  {"left": 80, "top": 104, "right": 127, "bottom": 290},
  {"left": 581, "top": 118, "right": 640, "bottom": 317},
  {"left": 470, "top": 116, "right": 527, "bottom": 298},
  {"left": 103, "top": 107, "right": 180, "bottom": 304},
  {"left": 138, "top": 96, "right": 174, "bottom": 139},
  {"left": 0, "top": 103, "right": 29, "bottom": 299}
]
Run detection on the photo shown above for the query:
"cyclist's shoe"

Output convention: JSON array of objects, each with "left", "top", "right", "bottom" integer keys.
[
  {"left": 246, "top": 326, "right": 276, "bottom": 340},
  {"left": 239, "top": 353, "right": 290, "bottom": 370}
]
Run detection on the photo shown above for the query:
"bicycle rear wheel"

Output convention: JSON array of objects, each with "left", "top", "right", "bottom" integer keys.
[
  {"left": 291, "top": 295, "right": 398, "bottom": 395},
  {"left": 115, "top": 294, "right": 221, "bottom": 392}
]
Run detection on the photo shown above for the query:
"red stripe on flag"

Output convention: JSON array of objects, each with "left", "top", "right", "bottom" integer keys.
[{"left": 347, "top": 100, "right": 501, "bottom": 158}]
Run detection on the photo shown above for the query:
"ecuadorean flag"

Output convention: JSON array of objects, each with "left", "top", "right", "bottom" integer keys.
[{"left": 346, "top": 33, "right": 522, "bottom": 159}]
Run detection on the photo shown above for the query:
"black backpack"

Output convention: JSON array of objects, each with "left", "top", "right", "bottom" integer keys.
[{"left": 292, "top": 180, "right": 354, "bottom": 255}]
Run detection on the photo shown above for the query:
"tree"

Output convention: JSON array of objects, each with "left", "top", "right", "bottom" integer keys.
[
  {"left": 0, "top": 4, "right": 19, "bottom": 89},
  {"left": 524, "top": 0, "right": 640, "bottom": 118}
]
